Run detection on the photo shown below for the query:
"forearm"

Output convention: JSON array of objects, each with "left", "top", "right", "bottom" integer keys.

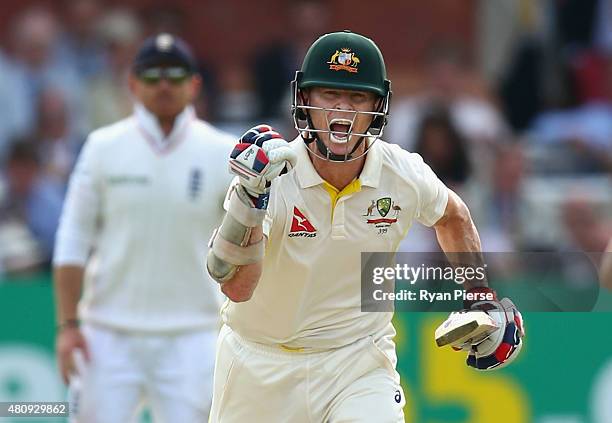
[
  {"left": 207, "top": 184, "right": 266, "bottom": 302},
  {"left": 219, "top": 227, "right": 264, "bottom": 302},
  {"left": 53, "top": 266, "right": 84, "bottom": 325},
  {"left": 435, "top": 217, "right": 481, "bottom": 254},
  {"left": 208, "top": 124, "right": 296, "bottom": 301},
  {"left": 434, "top": 190, "right": 486, "bottom": 290}
]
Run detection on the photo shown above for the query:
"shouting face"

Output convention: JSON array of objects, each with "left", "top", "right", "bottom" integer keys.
[{"left": 301, "top": 87, "right": 379, "bottom": 158}]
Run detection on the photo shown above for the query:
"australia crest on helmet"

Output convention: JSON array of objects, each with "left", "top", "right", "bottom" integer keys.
[{"left": 328, "top": 48, "right": 360, "bottom": 73}]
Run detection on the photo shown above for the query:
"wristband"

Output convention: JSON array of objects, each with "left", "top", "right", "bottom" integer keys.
[
  {"left": 56, "top": 319, "right": 80, "bottom": 332},
  {"left": 463, "top": 287, "right": 497, "bottom": 309}
]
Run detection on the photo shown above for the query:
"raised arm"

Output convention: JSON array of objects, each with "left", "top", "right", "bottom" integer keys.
[{"left": 206, "top": 125, "right": 296, "bottom": 302}]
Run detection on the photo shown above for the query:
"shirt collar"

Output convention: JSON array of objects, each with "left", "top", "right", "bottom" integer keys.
[
  {"left": 293, "top": 137, "right": 325, "bottom": 189},
  {"left": 359, "top": 138, "right": 383, "bottom": 188},
  {"left": 293, "top": 136, "right": 383, "bottom": 189},
  {"left": 134, "top": 102, "right": 194, "bottom": 148}
]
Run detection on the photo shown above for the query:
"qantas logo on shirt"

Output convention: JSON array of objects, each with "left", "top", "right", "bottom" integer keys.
[{"left": 288, "top": 207, "right": 317, "bottom": 238}]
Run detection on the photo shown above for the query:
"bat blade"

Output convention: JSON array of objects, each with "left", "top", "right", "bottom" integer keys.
[{"left": 435, "top": 311, "right": 499, "bottom": 348}]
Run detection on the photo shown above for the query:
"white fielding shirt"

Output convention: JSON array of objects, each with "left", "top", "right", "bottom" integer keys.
[
  {"left": 222, "top": 138, "right": 449, "bottom": 349},
  {"left": 54, "top": 104, "right": 235, "bottom": 332}
]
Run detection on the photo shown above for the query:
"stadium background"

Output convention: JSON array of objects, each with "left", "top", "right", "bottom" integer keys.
[{"left": 0, "top": 0, "right": 611, "bottom": 422}]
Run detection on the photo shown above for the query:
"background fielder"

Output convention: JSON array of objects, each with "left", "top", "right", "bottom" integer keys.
[
  {"left": 53, "top": 33, "right": 234, "bottom": 422},
  {"left": 207, "top": 30, "right": 524, "bottom": 422}
]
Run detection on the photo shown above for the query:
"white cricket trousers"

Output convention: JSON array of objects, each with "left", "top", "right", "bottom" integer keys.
[
  {"left": 68, "top": 323, "right": 217, "bottom": 423},
  {"left": 210, "top": 324, "right": 406, "bottom": 423}
]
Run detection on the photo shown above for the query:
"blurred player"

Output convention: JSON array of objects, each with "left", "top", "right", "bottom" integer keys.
[
  {"left": 206, "top": 30, "right": 525, "bottom": 422},
  {"left": 53, "top": 33, "right": 234, "bottom": 422}
]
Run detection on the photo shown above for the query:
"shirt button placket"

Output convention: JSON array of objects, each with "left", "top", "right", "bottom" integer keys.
[{"left": 331, "top": 200, "right": 346, "bottom": 240}]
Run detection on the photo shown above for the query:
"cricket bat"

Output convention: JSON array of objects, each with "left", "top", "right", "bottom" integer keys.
[{"left": 435, "top": 310, "right": 499, "bottom": 348}]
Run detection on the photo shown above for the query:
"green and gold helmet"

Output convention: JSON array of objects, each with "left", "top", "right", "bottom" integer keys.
[{"left": 291, "top": 30, "right": 392, "bottom": 161}]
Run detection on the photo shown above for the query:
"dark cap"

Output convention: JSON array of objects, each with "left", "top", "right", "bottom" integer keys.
[{"left": 132, "top": 33, "right": 197, "bottom": 74}]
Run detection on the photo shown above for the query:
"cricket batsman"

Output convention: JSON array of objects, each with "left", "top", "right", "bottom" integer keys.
[{"left": 207, "top": 30, "right": 525, "bottom": 422}]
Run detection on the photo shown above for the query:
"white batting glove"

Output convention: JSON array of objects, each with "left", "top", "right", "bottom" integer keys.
[
  {"left": 436, "top": 288, "right": 525, "bottom": 371},
  {"left": 464, "top": 295, "right": 525, "bottom": 371},
  {"left": 460, "top": 288, "right": 525, "bottom": 371},
  {"left": 229, "top": 124, "right": 297, "bottom": 209}
]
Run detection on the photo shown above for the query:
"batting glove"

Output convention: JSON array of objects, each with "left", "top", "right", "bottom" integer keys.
[
  {"left": 229, "top": 125, "right": 297, "bottom": 209},
  {"left": 460, "top": 288, "right": 526, "bottom": 371}
]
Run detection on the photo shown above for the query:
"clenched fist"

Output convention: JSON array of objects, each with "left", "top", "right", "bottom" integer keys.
[{"left": 229, "top": 125, "right": 297, "bottom": 208}]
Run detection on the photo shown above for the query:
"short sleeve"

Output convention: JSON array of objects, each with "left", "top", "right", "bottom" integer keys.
[{"left": 415, "top": 159, "right": 448, "bottom": 227}]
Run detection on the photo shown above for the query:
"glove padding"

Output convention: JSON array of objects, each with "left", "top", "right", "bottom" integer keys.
[
  {"left": 229, "top": 125, "right": 297, "bottom": 208},
  {"left": 460, "top": 297, "right": 525, "bottom": 371}
]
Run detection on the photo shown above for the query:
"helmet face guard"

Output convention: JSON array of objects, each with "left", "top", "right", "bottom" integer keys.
[
  {"left": 291, "top": 74, "right": 391, "bottom": 162},
  {"left": 290, "top": 30, "right": 392, "bottom": 162}
]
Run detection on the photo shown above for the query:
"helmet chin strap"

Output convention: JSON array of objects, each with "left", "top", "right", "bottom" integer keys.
[{"left": 303, "top": 113, "right": 368, "bottom": 162}]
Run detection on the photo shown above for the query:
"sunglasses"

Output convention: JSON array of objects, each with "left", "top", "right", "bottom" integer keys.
[{"left": 138, "top": 67, "right": 191, "bottom": 85}]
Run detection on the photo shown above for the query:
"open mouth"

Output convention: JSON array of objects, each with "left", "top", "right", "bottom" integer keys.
[{"left": 329, "top": 119, "right": 352, "bottom": 143}]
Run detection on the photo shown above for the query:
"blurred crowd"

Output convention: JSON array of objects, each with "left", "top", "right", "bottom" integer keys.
[{"left": 0, "top": 0, "right": 611, "bottom": 276}]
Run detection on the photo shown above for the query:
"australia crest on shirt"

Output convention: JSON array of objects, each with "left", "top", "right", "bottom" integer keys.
[{"left": 363, "top": 197, "right": 401, "bottom": 234}]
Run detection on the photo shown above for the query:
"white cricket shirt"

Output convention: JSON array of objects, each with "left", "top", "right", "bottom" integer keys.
[
  {"left": 223, "top": 138, "right": 449, "bottom": 348},
  {"left": 54, "top": 104, "right": 235, "bottom": 332}
]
